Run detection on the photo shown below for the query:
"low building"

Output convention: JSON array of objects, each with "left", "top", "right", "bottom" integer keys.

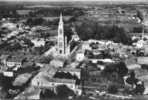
[
  {"left": 76, "top": 52, "right": 85, "bottom": 62},
  {"left": 3, "top": 71, "right": 13, "bottom": 77},
  {"left": 1, "top": 22, "right": 17, "bottom": 30},
  {"left": 90, "top": 58, "right": 115, "bottom": 64},
  {"left": 31, "top": 72, "right": 82, "bottom": 95},
  {"left": 69, "top": 62, "right": 80, "bottom": 69},
  {"left": 126, "top": 64, "right": 141, "bottom": 70},
  {"left": 31, "top": 39, "right": 45, "bottom": 47},
  {"left": 81, "top": 42, "right": 91, "bottom": 51},
  {"left": 6, "top": 56, "right": 26, "bottom": 68},
  {"left": 137, "top": 57, "right": 148, "bottom": 65},
  {"left": 50, "top": 59, "right": 64, "bottom": 68}
]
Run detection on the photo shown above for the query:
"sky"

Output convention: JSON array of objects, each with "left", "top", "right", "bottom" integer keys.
[{"left": 0, "top": 0, "right": 147, "bottom": 2}]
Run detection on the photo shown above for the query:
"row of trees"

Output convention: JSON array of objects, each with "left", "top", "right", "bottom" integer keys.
[{"left": 75, "top": 19, "right": 132, "bottom": 45}]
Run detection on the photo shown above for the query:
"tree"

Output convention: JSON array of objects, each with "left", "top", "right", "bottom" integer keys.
[
  {"left": 116, "top": 62, "right": 128, "bottom": 77},
  {"left": 40, "top": 89, "right": 56, "bottom": 99},
  {"left": 101, "top": 62, "right": 128, "bottom": 83},
  {"left": 56, "top": 85, "right": 75, "bottom": 98},
  {"left": 39, "top": 56, "right": 53, "bottom": 64},
  {"left": 136, "top": 10, "right": 144, "bottom": 22},
  {"left": 22, "top": 38, "right": 34, "bottom": 47},
  {"left": 26, "top": 18, "right": 33, "bottom": 26},
  {"left": 26, "top": 17, "right": 45, "bottom": 26},
  {"left": 134, "top": 81, "right": 145, "bottom": 95},
  {"left": 64, "top": 24, "right": 73, "bottom": 42},
  {"left": 53, "top": 71, "right": 79, "bottom": 82},
  {"left": 133, "top": 26, "right": 143, "bottom": 33},
  {"left": 0, "top": 88, "right": 8, "bottom": 99},
  {"left": 31, "top": 46, "right": 45, "bottom": 55},
  {"left": 108, "top": 84, "right": 118, "bottom": 94},
  {"left": 75, "top": 19, "right": 132, "bottom": 45},
  {"left": 75, "top": 20, "right": 97, "bottom": 40}
]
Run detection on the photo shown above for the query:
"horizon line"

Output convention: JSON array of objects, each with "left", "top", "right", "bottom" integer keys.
[{"left": 1, "top": 0, "right": 148, "bottom": 3}]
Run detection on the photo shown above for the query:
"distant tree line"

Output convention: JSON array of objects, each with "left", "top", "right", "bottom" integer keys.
[
  {"left": 29, "top": 7, "right": 84, "bottom": 17},
  {"left": 0, "top": 4, "right": 24, "bottom": 18}
]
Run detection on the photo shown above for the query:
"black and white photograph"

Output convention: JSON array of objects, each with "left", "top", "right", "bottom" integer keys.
[{"left": 0, "top": 0, "right": 148, "bottom": 100}]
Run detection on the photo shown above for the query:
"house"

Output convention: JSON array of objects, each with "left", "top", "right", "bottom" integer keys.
[
  {"left": 50, "top": 59, "right": 64, "bottom": 68},
  {"left": 97, "top": 64, "right": 105, "bottom": 70},
  {"left": 31, "top": 72, "right": 82, "bottom": 95},
  {"left": 6, "top": 56, "right": 26, "bottom": 68},
  {"left": 76, "top": 52, "right": 85, "bottom": 62},
  {"left": 136, "top": 74, "right": 148, "bottom": 95},
  {"left": 126, "top": 64, "right": 141, "bottom": 70},
  {"left": 69, "top": 62, "right": 80, "bottom": 69},
  {"left": 90, "top": 58, "right": 115, "bottom": 64},
  {"left": 137, "top": 57, "right": 148, "bottom": 65},
  {"left": 81, "top": 42, "right": 91, "bottom": 51},
  {"left": 1, "top": 22, "right": 17, "bottom": 30},
  {"left": 31, "top": 38, "right": 45, "bottom": 47},
  {"left": 3, "top": 71, "right": 13, "bottom": 77}
]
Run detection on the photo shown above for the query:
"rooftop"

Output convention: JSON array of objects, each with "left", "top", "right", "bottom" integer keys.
[
  {"left": 44, "top": 76, "right": 76, "bottom": 84},
  {"left": 33, "top": 72, "right": 76, "bottom": 85},
  {"left": 58, "top": 68, "right": 81, "bottom": 73},
  {"left": 7, "top": 56, "right": 26, "bottom": 62}
]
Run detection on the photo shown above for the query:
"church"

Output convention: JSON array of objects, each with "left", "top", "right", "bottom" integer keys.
[
  {"left": 44, "top": 13, "right": 80, "bottom": 57},
  {"left": 56, "top": 13, "right": 70, "bottom": 56}
]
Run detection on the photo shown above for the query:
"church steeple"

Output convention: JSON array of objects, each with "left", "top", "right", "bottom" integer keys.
[
  {"left": 57, "top": 13, "right": 70, "bottom": 56},
  {"left": 57, "top": 13, "right": 64, "bottom": 55}
]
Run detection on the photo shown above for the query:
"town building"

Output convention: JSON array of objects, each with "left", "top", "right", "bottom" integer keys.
[
  {"left": 31, "top": 72, "right": 82, "bottom": 95},
  {"left": 50, "top": 59, "right": 64, "bottom": 68},
  {"left": 137, "top": 57, "right": 148, "bottom": 65},
  {"left": 76, "top": 52, "right": 85, "bottom": 62},
  {"left": 6, "top": 56, "right": 26, "bottom": 69},
  {"left": 31, "top": 38, "right": 45, "bottom": 47}
]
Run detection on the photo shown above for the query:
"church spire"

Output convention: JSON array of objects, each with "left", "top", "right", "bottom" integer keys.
[
  {"left": 57, "top": 13, "right": 65, "bottom": 56},
  {"left": 57, "top": 13, "right": 70, "bottom": 57},
  {"left": 59, "top": 13, "right": 63, "bottom": 24}
]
